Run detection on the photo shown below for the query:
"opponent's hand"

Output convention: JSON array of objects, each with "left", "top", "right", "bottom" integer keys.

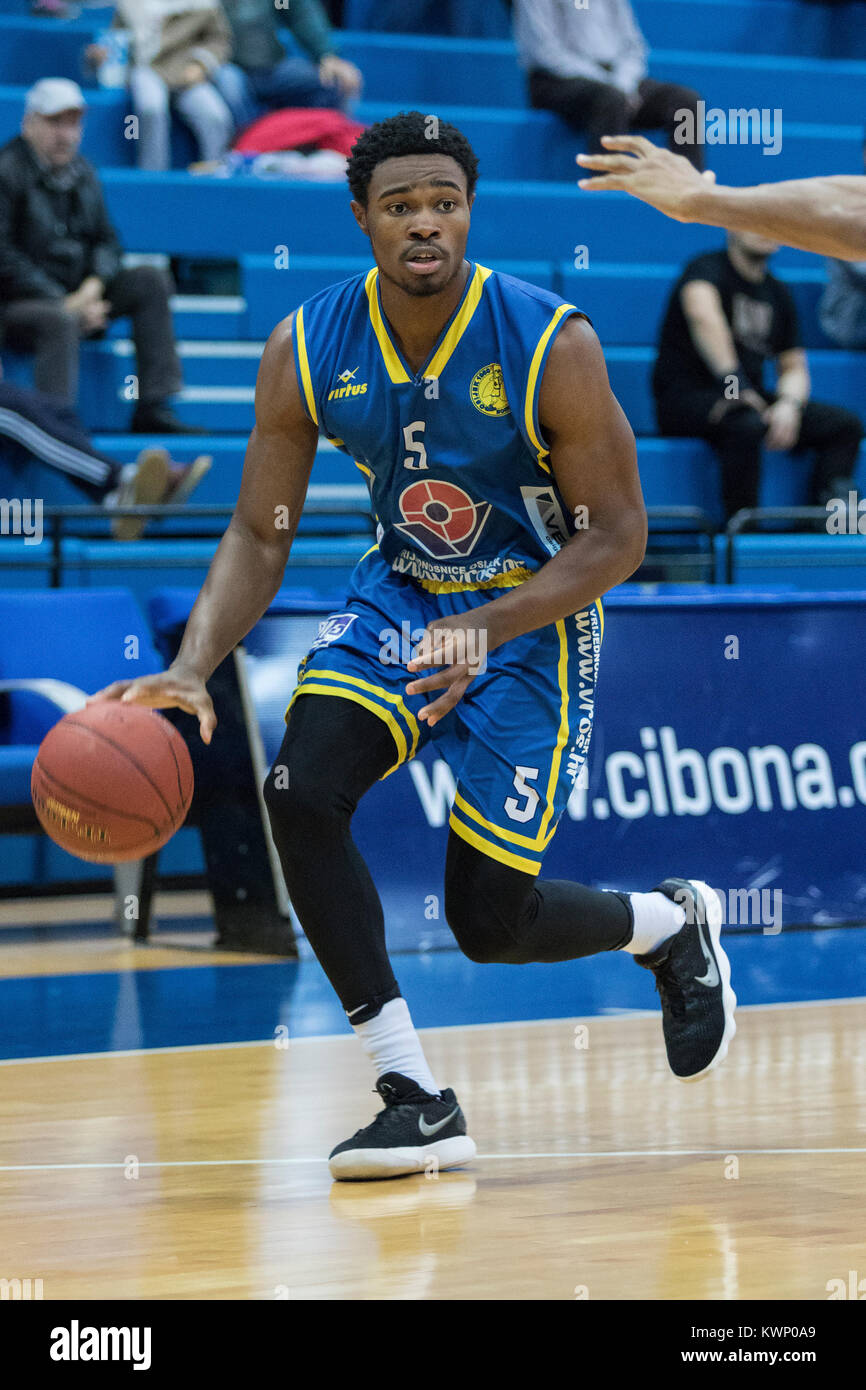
[
  {"left": 405, "top": 613, "right": 494, "bottom": 727},
  {"left": 88, "top": 666, "right": 216, "bottom": 744},
  {"left": 762, "top": 398, "right": 802, "bottom": 451},
  {"left": 577, "top": 135, "right": 717, "bottom": 221}
]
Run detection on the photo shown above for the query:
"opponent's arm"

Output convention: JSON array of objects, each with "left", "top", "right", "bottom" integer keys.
[
  {"left": 91, "top": 315, "right": 319, "bottom": 740},
  {"left": 407, "top": 317, "right": 646, "bottom": 724},
  {"left": 577, "top": 136, "right": 866, "bottom": 261}
]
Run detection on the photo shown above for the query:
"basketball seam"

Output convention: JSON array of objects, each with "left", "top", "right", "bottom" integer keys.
[
  {"left": 59, "top": 717, "right": 180, "bottom": 823},
  {"left": 32, "top": 764, "right": 162, "bottom": 835}
]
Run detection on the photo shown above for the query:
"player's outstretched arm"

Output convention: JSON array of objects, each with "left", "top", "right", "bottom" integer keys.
[
  {"left": 90, "top": 315, "right": 319, "bottom": 741},
  {"left": 577, "top": 135, "right": 866, "bottom": 261}
]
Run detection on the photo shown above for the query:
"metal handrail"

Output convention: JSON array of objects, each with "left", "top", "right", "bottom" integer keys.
[
  {"left": 0, "top": 502, "right": 375, "bottom": 585},
  {"left": 1, "top": 503, "right": 722, "bottom": 586}
]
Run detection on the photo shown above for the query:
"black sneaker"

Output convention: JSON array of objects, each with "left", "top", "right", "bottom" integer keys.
[
  {"left": 634, "top": 878, "right": 736, "bottom": 1082},
  {"left": 328, "top": 1072, "right": 476, "bottom": 1181}
]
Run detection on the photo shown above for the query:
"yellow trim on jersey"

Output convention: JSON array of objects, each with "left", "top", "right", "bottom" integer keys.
[
  {"left": 425, "top": 263, "right": 492, "bottom": 378},
  {"left": 365, "top": 263, "right": 491, "bottom": 385},
  {"left": 452, "top": 791, "right": 558, "bottom": 852},
  {"left": 354, "top": 460, "right": 373, "bottom": 480},
  {"left": 537, "top": 619, "right": 570, "bottom": 843},
  {"left": 365, "top": 268, "right": 411, "bottom": 384},
  {"left": 412, "top": 565, "right": 534, "bottom": 594},
  {"left": 595, "top": 598, "right": 604, "bottom": 642},
  {"left": 295, "top": 304, "right": 319, "bottom": 426},
  {"left": 448, "top": 813, "right": 543, "bottom": 876},
  {"left": 524, "top": 302, "right": 577, "bottom": 470},
  {"left": 289, "top": 684, "right": 407, "bottom": 778},
  {"left": 303, "top": 667, "right": 421, "bottom": 760},
  {"left": 358, "top": 541, "right": 379, "bottom": 562}
]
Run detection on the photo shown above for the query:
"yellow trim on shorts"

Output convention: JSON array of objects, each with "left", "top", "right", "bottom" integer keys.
[
  {"left": 294, "top": 304, "right": 318, "bottom": 426},
  {"left": 295, "top": 667, "right": 420, "bottom": 760},
  {"left": 535, "top": 618, "right": 570, "bottom": 843},
  {"left": 451, "top": 791, "right": 559, "bottom": 852},
  {"left": 524, "top": 303, "right": 577, "bottom": 473},
  {"left": 448, "top": 812, "right": 543, "bottom": 876},
  {"left": 287, "top": 684, "right": 408, "bottom": 779}
]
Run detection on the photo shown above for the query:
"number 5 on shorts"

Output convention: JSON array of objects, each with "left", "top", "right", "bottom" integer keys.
[{"left": 505, "top": 765, "right": 540, "bottom": 823}]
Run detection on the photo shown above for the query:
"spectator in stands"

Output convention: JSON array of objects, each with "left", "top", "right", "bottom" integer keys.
[
  {"left": 820, "top": 259, "right": 866, "bottom": 348},
  {"left": 0, "top": 360, "right": 211, "bottom": 540},
  {"left": 820, "top": 132, "right": 866, "bottom": 348},
  {"left": 87, "top": 1, "right": 238, "bottom": 171},
  {"left": 0, "top": 79, "right": 201, "bottom": 434},
  {"left": 653, "top": 233, "right": 864, "bottom": 520},
  {"left": 513, "top": 0, "right": 704, "bottom": 169},
  {"left": 218, "top": 0, "right": 362, "bottom": 129}
]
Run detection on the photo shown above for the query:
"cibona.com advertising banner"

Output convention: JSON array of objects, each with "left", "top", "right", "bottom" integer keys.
[{"left": 248, "top": 592, "right": 866, "bottom": 950}]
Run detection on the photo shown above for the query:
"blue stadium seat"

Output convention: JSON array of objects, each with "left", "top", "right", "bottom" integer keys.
[
  {"left": 724, "top": 534, "right": 866, "bottom": 587},
  {"left": 0, "top": 586, "right": 160, "bottom": 808}
]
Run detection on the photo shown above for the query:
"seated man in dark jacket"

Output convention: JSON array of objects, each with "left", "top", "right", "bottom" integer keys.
[
  {"left": 0, "top": 78, "right": 200, "bottom": 434},
  {"left": 653, "top": 233, "right": 864, "bottom": 520}
]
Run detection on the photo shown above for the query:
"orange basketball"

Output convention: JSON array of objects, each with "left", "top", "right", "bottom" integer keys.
[{"left": 31, "top": 702, "right": 194, "bottom": 863}]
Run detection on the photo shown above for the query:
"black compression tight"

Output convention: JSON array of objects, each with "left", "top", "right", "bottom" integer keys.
[{"left": 263, "top": 694, "right": 634, "bottom": 1021}]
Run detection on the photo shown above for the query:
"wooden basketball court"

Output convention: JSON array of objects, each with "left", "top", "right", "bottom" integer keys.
[{"left": 1, "top": 974, "right": 862, "bottom": 1301}]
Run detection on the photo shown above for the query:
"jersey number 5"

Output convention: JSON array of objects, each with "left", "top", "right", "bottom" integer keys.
[
  {"left": 504, "top": 765, "right": 541, "bottom": 823},
  {"left": 403, "top": 420, "right": 428, "bottom": 470}
]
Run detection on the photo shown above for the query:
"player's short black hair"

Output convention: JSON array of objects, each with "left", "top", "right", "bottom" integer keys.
[{"left": 347, "top": 110, "right": 479, "bottom": 205}]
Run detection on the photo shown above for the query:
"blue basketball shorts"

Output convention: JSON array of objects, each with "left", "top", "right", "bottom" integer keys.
[{"left": 286, "top": 547, "right": 603, "bottom": 876}]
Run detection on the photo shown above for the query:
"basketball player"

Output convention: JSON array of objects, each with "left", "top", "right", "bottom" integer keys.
[
  {"left": 94, "top": 113, "right": 737, "bottom": 1180},
  {"left": 577, "top": 134, "right": 866, "bottom": 260}
]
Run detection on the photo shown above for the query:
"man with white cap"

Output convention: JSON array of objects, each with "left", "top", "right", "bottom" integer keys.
[{"left": 0, "top": 78, "right": 202, "bottom": 434}]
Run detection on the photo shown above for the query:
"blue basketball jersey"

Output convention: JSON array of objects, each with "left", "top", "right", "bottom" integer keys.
[{"left": 292, "top": 262, "right": 584, "bottom": 592}]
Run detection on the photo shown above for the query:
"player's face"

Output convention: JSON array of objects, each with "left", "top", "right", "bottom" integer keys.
[{"left": 352, "top": 154, "right": 473, "bottom": 297}]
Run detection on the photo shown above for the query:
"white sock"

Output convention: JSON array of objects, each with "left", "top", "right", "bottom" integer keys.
[
  {"left": 622, "top": 891, "right": 686, "bottom": 955},
  {"left": 352, "top": 997, "right": 440, "bottom": 1097}
]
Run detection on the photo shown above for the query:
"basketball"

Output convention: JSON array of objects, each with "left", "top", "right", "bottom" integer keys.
[{"left": 30, "top": 702, "right": 194, "bottom": 864}]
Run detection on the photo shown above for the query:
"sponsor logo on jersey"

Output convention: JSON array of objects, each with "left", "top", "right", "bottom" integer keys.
[
  {"left": 470, "top": 362, "right": 510, "bottom": 416},
  {"left": 311, "top": 613, "right": 358, "bottom": 649},
  {"left": 520, "top": 485, "right": 571, "bottom": 554},
  {"left": 328, "top": 367, "right": 368, "bottom": 401},
  {"left": 394, "top": 478, "right": 491, "bottom": 559}
]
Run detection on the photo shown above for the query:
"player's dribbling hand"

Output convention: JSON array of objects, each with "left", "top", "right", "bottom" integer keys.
[
  {"left": 88, "top": 666, "right": 217, "bottom": 745},
  {"left": 405, "top": 614, "right": 493, "bottom": 727},
  {"left": 577, "top": 135, "right": 717, "bottom": 220}
]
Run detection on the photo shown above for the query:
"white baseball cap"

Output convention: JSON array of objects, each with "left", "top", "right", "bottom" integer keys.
[{"left": 25, "top": 78, "right": 87, "bottom": 118}]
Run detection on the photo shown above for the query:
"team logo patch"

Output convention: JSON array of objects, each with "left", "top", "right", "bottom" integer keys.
[
  {"left": 311, "top": 613, "right": 357, "bottom": 649},
  {"left": 470, "top": 362, "right": 510, "bottom": 416},
  {"left": 395, "top": 478, "right": 491, "bottom": 559}
]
